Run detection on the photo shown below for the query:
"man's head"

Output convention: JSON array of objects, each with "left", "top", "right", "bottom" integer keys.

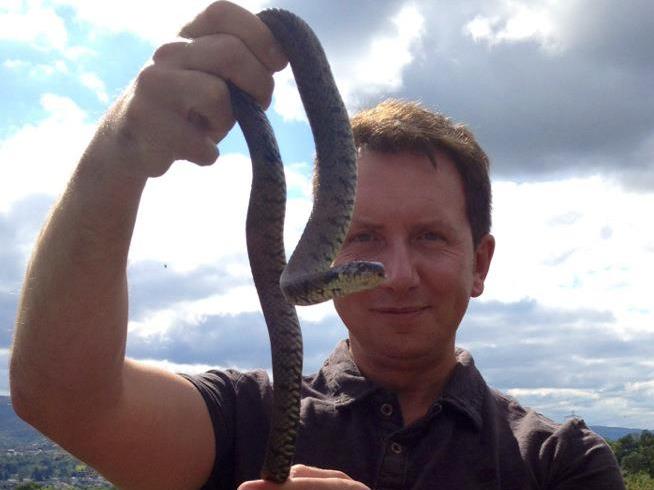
[
  {"left": 327, "top": 100, "right": 495, "bottom": 370},
  {"left": 349, "top": 99, "right": 491, "bottom": 247}
]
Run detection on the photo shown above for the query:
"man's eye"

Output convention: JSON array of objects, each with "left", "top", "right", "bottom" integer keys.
[
  {"left": 420, "top": 231, "right": 444, "bottom": 241},
  {"left": 349, "top": 232, "right": 375, "bottom": 243}
]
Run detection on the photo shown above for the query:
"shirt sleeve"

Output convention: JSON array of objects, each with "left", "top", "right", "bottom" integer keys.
[
  {"left": 180, "top": 368, "right": 273, "bottom": 490},
  {"left": 543, "top": 418, "right": 625, "bottom": 490}
]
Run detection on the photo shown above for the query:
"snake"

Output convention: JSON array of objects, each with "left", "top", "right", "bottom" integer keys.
[{"left": 227, "top": 8, "right": 386, "bottom": 484}]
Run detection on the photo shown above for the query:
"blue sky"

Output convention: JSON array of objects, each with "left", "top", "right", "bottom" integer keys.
[{"left": 1, "top": 0, "right": 653, "bottom": 429}]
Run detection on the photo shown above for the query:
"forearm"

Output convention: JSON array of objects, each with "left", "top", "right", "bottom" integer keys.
[{"left": 10, "top": 132, "right": 148, "bottom": 421}]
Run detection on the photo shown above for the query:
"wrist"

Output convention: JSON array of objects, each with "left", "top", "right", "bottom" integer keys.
[{"left": 77, "top": 127, "right": 150, "bottom": 199}]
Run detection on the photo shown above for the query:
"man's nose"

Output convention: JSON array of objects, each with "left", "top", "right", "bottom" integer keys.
[{"left": 380, "top": 240, "right": 419, "bottom": 293}]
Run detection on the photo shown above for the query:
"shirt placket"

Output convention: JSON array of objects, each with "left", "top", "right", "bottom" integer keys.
[{"left": 374, "top": 396, "right": 408, "bottom": 490}]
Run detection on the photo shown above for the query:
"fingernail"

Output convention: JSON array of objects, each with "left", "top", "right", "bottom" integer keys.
[{"left": 237, "top": 481, "right": 262, "bottom": 490}]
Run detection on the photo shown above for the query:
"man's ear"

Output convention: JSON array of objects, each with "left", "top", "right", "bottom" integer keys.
[{"left": 471, "top": 233, "right": 495, "bottom": 298}]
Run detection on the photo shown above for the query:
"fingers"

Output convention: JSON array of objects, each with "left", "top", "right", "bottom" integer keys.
[
  {"left": 238, "top": 478, "right": 370, "bottom": 490},
  {"left": 135, "top": 62, "right": 235, "bottom": 140},
  {"left": 153, "top": 34, "right": 275, "bottom": 109},
  {"left": 237, "top": 465, "right": 370, "bottom": 490},
  {"left": 179, "top": 0, "right": 288, "bottom": 71},
  {"left": 290, "top": 465, "right": 353, "bottom": 480}
]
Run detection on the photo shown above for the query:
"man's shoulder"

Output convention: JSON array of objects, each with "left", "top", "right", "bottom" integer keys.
[
  {"left": 488, "top": 386, "right": 599, "bottom": 442},
  {"left": 486, "top": 386, "right": 623, "bottom": 486},
  {"left": 488, "top": 387, "right": 590, "bottom": 441},
  {"left": 181, "top": 367, "right": 273, "bottom": 404},
  {"left": 509, "top": 408, "right": 611, "bottom": 461}
]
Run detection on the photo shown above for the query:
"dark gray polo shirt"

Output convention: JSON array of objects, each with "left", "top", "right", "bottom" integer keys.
[{"left": 183, "top": 341, "right": 624, "bottom": 489}]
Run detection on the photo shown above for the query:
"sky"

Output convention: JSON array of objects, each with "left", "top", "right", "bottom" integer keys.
[{"left": 1, "top": 0, "right": 653, "bottom": 430}]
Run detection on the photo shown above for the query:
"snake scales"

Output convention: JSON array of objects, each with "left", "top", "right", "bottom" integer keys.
[{"left": 228, "top": 8, "right": 385, "bottom": 484}]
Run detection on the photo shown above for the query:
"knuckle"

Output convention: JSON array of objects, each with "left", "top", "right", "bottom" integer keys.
[
  {"left": 209, "top": 76, "right": 229, "bottom": 102},
  {"left": 213, "top": 34, "right": 244, "bottom": 68},
  {"left": 191, "top": 142, "right": 219, "bottom": 166},
  {"left": 213, "top": 117, "right": 235, "bottom": 142},
  {"left": 152, "top": 41, "right": 187, "bottom": 63},
  {"left": 134, "top": 63, "right": 165, "bottom": 93},
  {"left": 289, "top": 464, "right": 309, "bottom": 477},
  {"left": 205, "top": 1, "right": 233, "bottom": 24},
  {"left": 180, "top": 1, "right": 240, "bottom": 38},
  {"left": 195, "top": 81, "right": 233, "bottom": 137}
]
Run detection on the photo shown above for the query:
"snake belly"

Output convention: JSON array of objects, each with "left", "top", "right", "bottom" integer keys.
[{"left": 229, "top": 9, "right": 385, "bottom": 483}]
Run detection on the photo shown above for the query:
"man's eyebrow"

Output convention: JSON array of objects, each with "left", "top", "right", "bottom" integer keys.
[
  {"left": 348, "top": 218, "right": 384, "bottom": 229},
  {"left": 350, "top": 218, "right": 456, "bottom": 229},
  {"left": 416, "top": 218, "right": 455, "bottom": 228},
  {"left": 415, "top": 219, "right": 459, "bottom": 234}
]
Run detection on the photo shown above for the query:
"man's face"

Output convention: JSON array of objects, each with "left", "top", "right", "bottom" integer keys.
[{"left": 333, "top": 149, "right": 494, "bottom": 364}]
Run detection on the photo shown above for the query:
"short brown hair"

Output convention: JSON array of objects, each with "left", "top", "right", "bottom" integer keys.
[{"left": 350, "top": 99, "right": 491, "bottom": 246}]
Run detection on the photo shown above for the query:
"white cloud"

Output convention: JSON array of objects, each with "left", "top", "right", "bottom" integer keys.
[
  {"left": 271, "top": 69, "right": 306, "bottom": 123},
  {"left": 273, "top": 3, "right": 426, "bottom": 121},
  {"left": 3, "top": 58, "right": 70, "bottom": 77},
  {"left": 127, "top": 152, "right": 329, "bottom": 336},
  {"left": 465, "top": 15, "right": 495, "bottom": 42},
  {"left": 130, "top": 151, "right": 314, "bottom": 270},
  {"left": 137, "top": 357, "right": 238, "bottom": 375},
  {"left": 129, "top": 154, "right": 251, "bottom": 272},
  {"left": 51, "top": 0, "right": 270, "bottom": 45},
  {"left": 625, "top": 379, "right": 654, "bottom": 396},
  {"left": 128, "top": 285, "right": 263, "bottom": 338},
  {"left": 485, "top": 176, "right": 654, "bottom": 334},
  {"left": 463, "top": 1, "right": 560, "bottom": 52},
  {"left": 126, "top": 272, "right": 338, "bottom": 341},
  {"left": 507, "top": 387, "right": 600, "bottom": 400},
  {"left": 0, "top": 93, "right": 93, "bottom": 214},
  {"left": 0, "top": 1, "right": 68, "bottom": 50},
  {"left": 345, "top": 4, "right": 425, "bottom": 99},
  {"left": 507, "top": 385, "right": 653, "bottom": 428},
  {"left": 79, "top": 72, "right": 109, "bottom": 103},
  {"left": 2, "top": 0, "right": 272, "bottom": 57}
]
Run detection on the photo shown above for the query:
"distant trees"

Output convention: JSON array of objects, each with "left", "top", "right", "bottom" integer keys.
[
  {"left": 0, "top": 448, "right": 113, "bottom": 488},
  {"left": 14, "top": 485, "right": 113, "bottom": 490},
  {"left": 15, "top": 484, "right": 42, "bottom": 490},
  {"left": 610, "top": 430, "right": 654, "bottom": 489}
]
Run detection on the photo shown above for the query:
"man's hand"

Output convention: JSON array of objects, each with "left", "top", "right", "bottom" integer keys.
[
  {"left": 238, "top": 465, "right": 371, "bottom": 490},
  {"left": 97, "top": 0, "right": 288, "bottom": 178}
]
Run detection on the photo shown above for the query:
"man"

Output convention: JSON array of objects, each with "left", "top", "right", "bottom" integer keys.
[{"left": 9, "top": 1, "right": 623, "bottom": 489}]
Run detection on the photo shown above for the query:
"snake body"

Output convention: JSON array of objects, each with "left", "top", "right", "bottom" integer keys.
[{"left": 229, "top": 9, "right": 385, "bottom": 483}]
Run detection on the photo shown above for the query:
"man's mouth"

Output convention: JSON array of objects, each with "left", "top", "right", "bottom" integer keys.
[{"left": 371, "top": 306, "right": 430, "bottom": 314}]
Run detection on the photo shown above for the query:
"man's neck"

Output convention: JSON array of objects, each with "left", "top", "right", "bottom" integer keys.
[{"left": 349, "top": 340, "right": 457, "bottom": 426}]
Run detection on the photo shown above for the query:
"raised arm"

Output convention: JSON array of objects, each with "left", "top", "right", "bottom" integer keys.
[{"left": 9, "top": 2, "right": 287, "bottom": 488}]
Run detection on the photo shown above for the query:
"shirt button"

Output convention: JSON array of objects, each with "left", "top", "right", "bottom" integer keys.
[
  {"left": 380, "top": 403, "right": 393, "bottom": 416},
  {"left": 390, "top": 442, "right": 403, "bottom": 454}
]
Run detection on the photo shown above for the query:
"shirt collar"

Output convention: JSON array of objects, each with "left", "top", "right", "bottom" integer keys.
[
  {"left": 316, "top": 340, "right": 487, "bottom": 430},
  {"left": 438, "top": 347, "right": 486, "bottom": 431},
  {"left": 319, "top": 340, "right": 378, "bottom": 404}
]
